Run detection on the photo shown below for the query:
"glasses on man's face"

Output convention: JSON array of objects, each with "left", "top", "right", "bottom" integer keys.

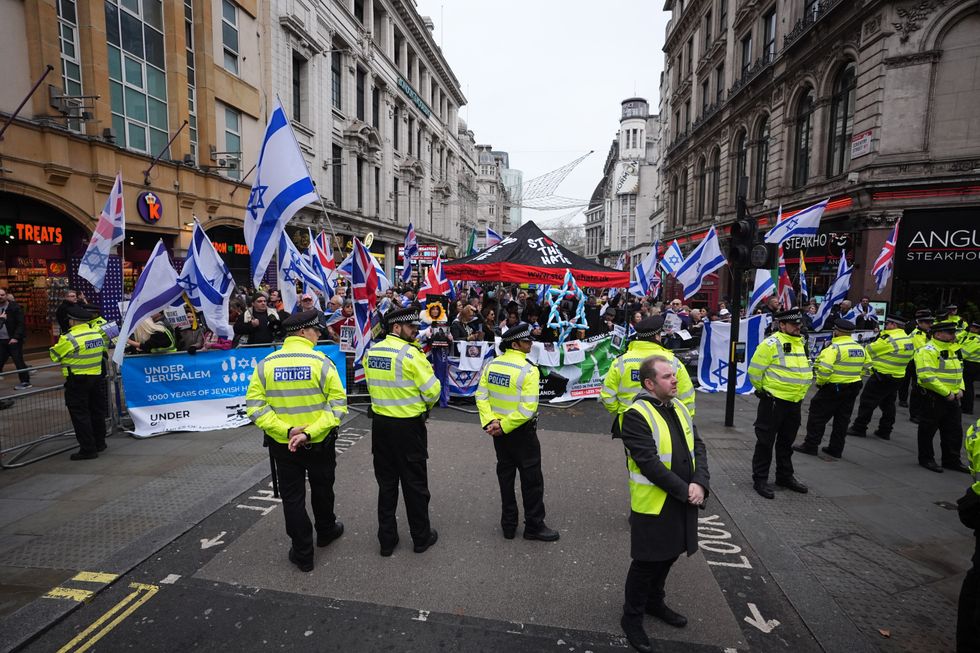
[
  {"left": 302, "top": 298, "right": 314, "bottom": 302},
  {"left": 255, "top": 298, "right": 267, "bottom": 303}
]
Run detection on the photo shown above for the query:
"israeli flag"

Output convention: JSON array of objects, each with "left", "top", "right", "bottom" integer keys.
[
  {"left": 811, "top": 252, "right": 852, "bottom": 331},
  {"left": 112, "top": 240, "right": 183, "bottom": 366},
  {"left": 674, "top": 227, "right": 727, "bottom": 298},
  {"left": 629, "top": 246, "right": 659, "bottom": 297},
  {"left": 176, "top": 220, "right": 235, "bottom": 339},
  {"left": 659, "top": 240, "right": 685, "bottom": 276},
  {"left": 697, "top": 315, "right": 766, "bottom": 393},
  {"left": 244, "top": 97, "right": 319, "bottom": 287},
  {"left": 748, "top": 269, "right": 776, "bottom": 314},
  {"left": 764, "top": 199, "right": 828, "bottom": 245},
  {"left": 278, "top": 232, "right": 326, "bottom": 314}
]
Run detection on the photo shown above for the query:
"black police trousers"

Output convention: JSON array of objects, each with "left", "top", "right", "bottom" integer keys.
[
  {"left": 962, "top": 361, "right": 979, "bottom": 415},
  {"left": 65, "top": 375, "right": 107, "bottom": 455},
  {"left": 959, "top": 537, "right": 980, "bottom": 653},
  {"left": 917, "top": 391, "right": 964, "bottom": 466},
  {"left": 850, "top": 373, "right": 900, "bottom": 437},
  {"left": 622, "top": 556, "right": 678, "bottom": 623},
  {"left": 371, "top": 414, "right": 432, "bottom": 549},
  {"left": 752, "top": 394, "right": 801, "bottom": 483},
  {"left": 803, "top": 382, "right": 862, "bottom": 455},
  {"left": 270, "top": 436, "right": 337, "bottom": 565},
  {"left": 898, "top": 362, "right": 925, "bottom": 418},
  {"left": 492, "top": 421, "right": 546, "bottom": 533}
]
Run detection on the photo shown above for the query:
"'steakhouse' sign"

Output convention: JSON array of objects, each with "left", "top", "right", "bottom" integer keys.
[{"left": 896, "top": 208, "right": 979, "bottom": 281}]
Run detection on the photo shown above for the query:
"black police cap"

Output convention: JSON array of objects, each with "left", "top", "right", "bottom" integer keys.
[
  {"left": 833, "top": 318, "right": 856, "bottom": 332},
  {"left": 66, "top": 305, "right": 94, "bottom": 321},
  {"left": 775, "top": 309, "right": 803, "bottom": 323},
  {"left": 500, "top": 322, "right": 533, "bottom": 345},
  {"left": 385, "top": 306, "right": 421, "bottom": 328},
  {"left": 914, "top": 309, "right": 934, "bottom": 322},
  {"left": 930, "top": 322, "right": 958, "bottom": 334},
  {"left": 282, "top": 310, "right": 322, "bottom": 332},
  {"left": 634, "top": 315, "right": 666, "bottom": 339},
  {"left": 884, "top": 314, "right": 905, "bottom": 325}
]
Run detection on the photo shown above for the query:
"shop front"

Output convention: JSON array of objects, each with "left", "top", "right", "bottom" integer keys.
[
  {"left": 205, "top": 224, "right": 253, "bottom": 287},
  {"left": 781, "top": 219, "right": 858, "bottom": 305}
]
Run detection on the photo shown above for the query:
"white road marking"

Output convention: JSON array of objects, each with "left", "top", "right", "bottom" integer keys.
[
  {"left": 743, "top": 602, "right": 780, "bottom": 633},
  {"left": 160, "top": 574, "right": 181, "bottom": 585},
  {"left": 200, "top": 532, "right": 227, "bottom": 549}
]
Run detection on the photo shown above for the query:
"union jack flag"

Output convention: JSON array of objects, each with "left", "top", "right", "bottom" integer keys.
[
  {"left": 418, "top": 253, "right": 455, "bottom": 301},
  {"left": 313, "top": 230, "right": 336, "bottom": 271},
  {"left": 403, "top": 222, "right": 419, "bottom": 259},
  {"left": 79, "top": 172, "right": 126, "bottom": 291},
  {"left": 871, "top": 219, "right": 900, "bottom": 293},
  {"left": 777, "top": 247, "right": 796, "bottom": 309},
  {"left": 351, "top": 237, "right": 380, "bottom": 381}
]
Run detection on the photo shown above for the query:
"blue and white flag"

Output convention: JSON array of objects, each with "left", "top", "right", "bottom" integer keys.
[
  {"left": 659, "top": 240, "right": 685, "bottom": 276},
  {"left": 697, "top": 315, "right": 767, "bottom": 393},
  {"left": 177, "top": 221, "right": 235, "bottom": 339},
  {"left": 278, "top": 232, "right": 326, "bottom": 314},
  {"left": 811, "top": 252, "right": 852, "bottom": 331},
  {"left": 486, "top": 226, "right": 503, "bottom": 248},
  {"left": 537, "top": 284, "right": 550, "bottom": 303},
  {"left": 674, "top": 227, "right": 727, "bottom": 298},
  {"left": 748, "top": 268, "right": 776, "bottom": 314},
  {"left": 629, "top": 245, "right": 660, "bottom": 297},
  {"left": 79, "top": 171, "right": 126, "bottom": 292},
  {"left": 112, "top": 240, "right": 183, "bottom": 366},
  {"left": 244, "top": 97, "right": 319, "bottom": 287},
  {"left": 307, "top": 227, "right": 334, "bottom": 305},
  {"left": 764, "top": 199, "right": 828, "bottom": 245}
]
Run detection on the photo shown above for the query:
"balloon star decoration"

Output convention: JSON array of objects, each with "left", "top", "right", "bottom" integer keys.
[{"left": 546, "top": 269, "right": 589, "bottom": 345}]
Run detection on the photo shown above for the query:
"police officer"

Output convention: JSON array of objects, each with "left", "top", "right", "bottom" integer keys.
[
  {"left": 364, "top": 306, "right": 441, "bottom": 556},
  {"left": 956, "top": 417, "right": 980, "bottom": 652},
  {"left": 600, "top": 315, "right": 696, "bottom": 435},
  {"left": 847, "top": 314, "right": 915, "bottom": 440},
  {"left": 793, "top": 319, "right": 869, "bottom": 459},
  {"left": 959, "top": 321, "right": 980, "bottom": 415},
  {"left": 48, "top": 305, "right": 108, "bottom": 460},
  {"left": 899, "top": 310, "right": 934, "bottom": 416},
  {"left": 748, "top": 308, "right": 812, "bottom": 499},
  {"left": 915, "top": 321, "right": 969, "bottom": 473},
  {"left": 475, "top": 322, "right": 559, "bottom": 542},
  {"left": 246, "top": 310, "right": 347, "bottom": 572},
  {"left": 939, "top": 304, "right": 968, "bottom": 331}
]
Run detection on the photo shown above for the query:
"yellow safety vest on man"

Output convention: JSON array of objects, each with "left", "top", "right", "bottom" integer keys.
[
  {"left": 150, "top": 327, "right": 177, "bottom": 354},
  {"left": 911, "top": 327, "right": 930, "bottom": 351},
  {"left": 958, "top": 331, "right": 980, "bottom": 364},
  {"left": 364, "top": 334, "right": 441, "bottom": 418},
  {"left": 49, "top": 323, "right": 107, "bottom": 377},
  {"left": 475, "top": 348, "right": 539, "bottom": 433},
  {"left": 748, "top": 331, "right": 813, "bottom": 402},
  {"left": 245, "top": 335, "right": 347, "bottom": 444},
  {"left": 814, "top": 335, "right": 871, "bottom": 385},
  {"left": 600, "top": 340, "right": 696, "bottom": 418},
  {"left": 867, "top": 328, "right": 916, "bottom": 378},
  {"left": 914, "top": 339, "right": 964, "bottom": 397},
  {"left": 622, "top": 397, "right": 695, "bottom": 515}
]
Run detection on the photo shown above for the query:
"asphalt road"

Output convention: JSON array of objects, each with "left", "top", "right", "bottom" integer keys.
[{"left": 19, "top": 403, "right": 820, "bottom": 652}]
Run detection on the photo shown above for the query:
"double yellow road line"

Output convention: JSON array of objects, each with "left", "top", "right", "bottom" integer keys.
[{"left": 54, "top": 581, "right": 160, "bottom": 653}]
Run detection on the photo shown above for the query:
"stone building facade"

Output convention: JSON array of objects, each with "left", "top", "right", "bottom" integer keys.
[{"left": 659, "top": 0, "right": 980, "bottom": 312}]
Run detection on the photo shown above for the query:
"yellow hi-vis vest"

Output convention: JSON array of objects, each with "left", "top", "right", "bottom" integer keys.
[
  {"left": 475, "top": 348, "right": 539, "bottom": 433},
  {"left": 867, "top": 328, "right": 915, "bottom": 377},
  {"left": 748, "top": 331, "right": 813, "bottom": 402},
  {"left": 49, "top": 323, "right": 107, "bottom": 377},
  {"left": 814, "top": 335, "right": 870, "bottom": 385},
  {"left": 911, "top": 328, "right": 930, "bottom": 350},
  {"left": 245, "top": 336, "right": 347, "bottom": 443},
  {"left": 965, "top": 418, "right": 980, "bottom": 495},
  {"left": 958, "top": 331, "right": 980, "bottom": 364},
  {"left": 914, "top": 339, "right": 964, "bottom": 397},
  {"left": 600, "top": 340, "right": 696, "bottom": 417},
  {"left": 624, "top": 397, "right": 694, "bottom": 515},
  {"left": 364, "top": 334, "right": 441, "bottom": 418}
]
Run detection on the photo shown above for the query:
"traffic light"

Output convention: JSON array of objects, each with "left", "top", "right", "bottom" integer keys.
[{"left": 728, "top": 216, "right": 756, "bottom": 266}]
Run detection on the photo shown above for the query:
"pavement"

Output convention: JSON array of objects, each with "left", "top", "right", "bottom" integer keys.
[{"left": 0, "top": 386, "right": 974, "bottom": 652}]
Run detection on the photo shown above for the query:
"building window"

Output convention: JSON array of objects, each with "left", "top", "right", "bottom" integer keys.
[
  {"left": 224, "top": 106, "right": 241, "bottom": 180},
  {"left": 715, "top": 63, "right": 725, "bottom": 103},
  {"left": 704, "top": 10, "right": 713, "bottom": 46},
  {"left": 804, "top": 0, "right": 820, "bottom": 21},
  {"left": 331, "top": 50, "right": 342, "bottom": 111},
  {"left": 332, "top": 144, "right": 343, "bottom": 208},
  {"left": 375, "top": 167, "right": 381, "bottom": 215},
  {"left": 754, "top": 115, "right": 770, "bottom": 199},
  {"left": 371, "top": 85, "right": 380, "bottom": 129},
  {"left": 670, "top": 175, "right": 680, "bottom": 227},
  {"left": 740, "top": 32, "right": 753, "bottom": 75},
  {"left": 793, "top": 90, "right": 815, "bottom": 188},
  {"left": 696, "top": 157, "right": 707, "bottom": 219},
  {"left": 356, "top": 159, "right": 364, "bottom": 210},
  {"left": 356, "top": 67, "right": 366, "bottom": 121},
  {"left": 732, "top": 129, "right": 747, "bottom": 197},
  {"left": 684, "top": 100, "right": 691, "bottom": 131},
  {"left": 56, "top": 0, "right": 83, "bottom": 131},
  {"left": 686, "top": 38, "right": 693, "bottom": 75},
  {"left": 719, "top": 0, "right": 728, "bottom": 32},
  {"left": 679, "top": 170, "right": 688, "bottom": 225},
  {"left": 763, "top": 9, "right": 776, "bottom": 62},
  {"left": 184, "top": 0, "right": 197, "bottom": 158},
  {"left": 417, "top": 128, "right": 422, "bottom": 160},
  {"left": 709, "top": 147, "right": 721, "bottom": 215},
  {"left": 393, "top": 177, "right": 400, "bottom": 221},
  {"left": 408, "top": 116, "right": 415, "bottom": 155},
  {"left": 701, "top": 80, "right": 710, "bottom": 114},
  {"left": 105, "top": 0, "right": 168, "bottom": 155},
  {"left": 827, "top": 63, "right": 856, "bottom": 177},
  {"left": 392, "top": 104, "right": 400, "bottom": 150},
  {"left": 221, "top": 0, "right": 238, "bottom": 74},
  {"left": 408, "top": 183, "right": 414, "bottom": 220},
  {"left": 354, "top": 0, "right": 364, "bottom": 23},
  {"left": 292, "top": 53, "right": 306, "bottom": 123}
]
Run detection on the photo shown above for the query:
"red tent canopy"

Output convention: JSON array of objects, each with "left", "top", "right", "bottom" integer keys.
[{"left": 442, "top": 221, "right": 628, "bottom": 288}]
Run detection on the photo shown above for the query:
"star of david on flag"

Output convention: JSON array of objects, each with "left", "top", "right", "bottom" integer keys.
[
  {"left": 697, "top": 315, "right": 766, "bottom": 394},
  {"left": 659, "top": 240, "right": 685, "bottom": 276},
  {"left": 80, "top": 171, "right": 126, "bottom": 291},
  {"left": 674, "top": 227, "right": 727, "bottom": 298},
  {"left": 175, "top": 220, "right": 235, "bottom": 339},
  {"left": 764, "top": 198, "right": 828, "bottom": 245},
  {"left": 278, "top": 232, "right": 326, "bottom": 313},
  {"left": 811, "top": 251, "right": 853, "bottom": 331}
]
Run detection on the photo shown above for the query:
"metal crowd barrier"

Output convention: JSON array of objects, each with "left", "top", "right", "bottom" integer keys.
[{"left": 0, "top": 362, "right": 120, "bottom": 469}]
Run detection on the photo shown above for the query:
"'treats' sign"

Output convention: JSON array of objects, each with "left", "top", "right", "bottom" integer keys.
[
  {"left": 137, "top": 191, "right": 163, "bottom": 224},
  {"left": 897, "top": 208, "right": 980, "bottom": 281}
]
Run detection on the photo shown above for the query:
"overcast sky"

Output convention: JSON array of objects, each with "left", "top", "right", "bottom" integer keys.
[{"left": 413, "top": 0, "right": 671, "bottom": 228}]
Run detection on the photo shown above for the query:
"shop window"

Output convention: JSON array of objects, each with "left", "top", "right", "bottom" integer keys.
[
  {"left": 793, "top": 89, "right": 815, "bottom": 188},
  {"left": 754, "top": 115, "right": 770, "bottom": 199},
  {"left": 221, "top": 0, "right": 239, "bottom": 75},
  {"left": 826, "top": 62, "right": 856, "bottom": 177},
  {"left": 105, "top": 0, "right": 168, "bottom": 155}
]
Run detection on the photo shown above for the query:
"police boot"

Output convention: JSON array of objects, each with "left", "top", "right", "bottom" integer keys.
[
  {"left": 317, "top": 520, "right": 344, "bottom": 547},
  {"left": 943, "top": 461, "right": 971, "bottom": 474},
  {"left": 523, "top": 524, "right": 560, "bottom": 542},
  {"left": 646, "top": 602, "right": 688, "bottom": 628},
  {"left": 775, "top": 477, "right": 809, "bottom": 494},
  {"left": 792, "top": 443, "right": 818, "bottom": 455},
  {"left": 620, "top": 616, "right": 653, "bottom": 653},
  {"left": 413, "top": 529, "right": 438, "bottom": 553},
  {"left": 753, "top": 481, "right": 775, "bottom": 500}
]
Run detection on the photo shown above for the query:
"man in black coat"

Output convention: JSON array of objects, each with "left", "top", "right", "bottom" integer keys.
[
  {"left": 233, "top": 292, "right": 282, "bottom": 346},
  {"left": 0, "top": 288, "right": 31, "bottom": 389},
  {"left": 614, "top": 355, "right": 710, "bottom": 653}
]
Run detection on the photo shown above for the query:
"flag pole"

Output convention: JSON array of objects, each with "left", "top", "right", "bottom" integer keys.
[{"left": 725, "top": 179, "right": 748, "bottom": 428}]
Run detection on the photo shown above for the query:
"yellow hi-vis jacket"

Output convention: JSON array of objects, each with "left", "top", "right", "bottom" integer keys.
[
  {"left": 364, "top": 334, "right": 440, "bottom": 418},
  {"left": 911, "top": 327, "right": 930, "bottom": 350},
  {"left": 49, "top": 323, "right": 107, "bottom": 377},
  {"left": 475, "top": 348, "right": 539, "bottom": 433},
  {"left": 814, "top": 335, "right": 871, "bottom": 385},
  {"left": 958, "top": 331, "right": 980, "bottom": 364},
  {"left": 868, "top": 328, "right": 916, "bottom": 378},
  {"left": 623, "top": 397, "right": 694, "bottom": 515},
  {"left": 965, "top": 418, "right": 980, "bottom": 495},
  {"left": 245, "top": 336, "right": 347, "bottom": 443},
  {"left": 748, "top": 331, "right": 812, "bottom": 402},
  {"left": 914, "top": 338, "right": 964, "bottom": 398},
  {"left": 600, "top": 340, "right": 696, "bottom": 417}
]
